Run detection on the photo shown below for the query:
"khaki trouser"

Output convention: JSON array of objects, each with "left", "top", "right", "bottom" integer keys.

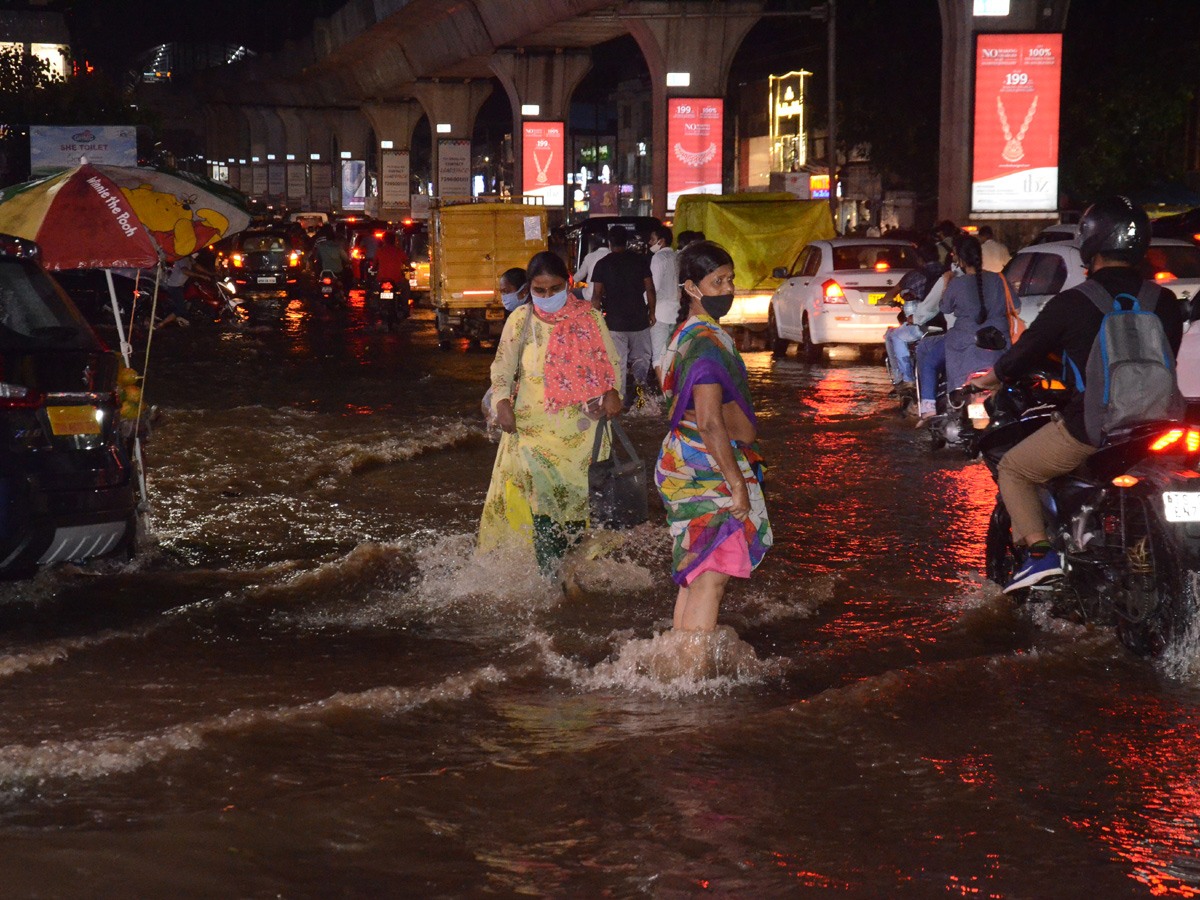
[{"left": 997, "top": 418, "right": 1097, "bottom": 546}]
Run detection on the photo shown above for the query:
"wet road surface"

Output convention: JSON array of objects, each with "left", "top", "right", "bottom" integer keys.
[{"left": 2, "top": 298, "right": 1200, "bottom": 898}]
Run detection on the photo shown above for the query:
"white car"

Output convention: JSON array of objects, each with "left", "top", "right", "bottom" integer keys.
[
  {"left": 767, "top": 238, "right": 918, "bottom": 359},
  {"left": 1005, "top": 237, "right": 1200, "bottom": 326}
]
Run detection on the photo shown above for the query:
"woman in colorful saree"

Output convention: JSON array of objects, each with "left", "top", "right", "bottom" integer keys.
[
  {"left": 478, "top": 251, "right": 624, "bottom": 573},
  {"left": 656, "top": 241, "right": 773, "bottom": 631}
]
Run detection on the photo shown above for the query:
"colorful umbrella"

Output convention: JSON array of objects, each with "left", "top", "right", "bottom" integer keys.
[{"left": 0, "top": 163, "right": 250, "bottom": 269}]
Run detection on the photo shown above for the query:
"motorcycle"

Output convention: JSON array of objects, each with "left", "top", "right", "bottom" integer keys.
[
  {"left": 317, "top": 269, "right": 345, "bottom": 306},
  {"left": 184, "top": 276, "right": 239, "bottom": 322},
  {"left": 363, "top": 260, "right": 412, "bottom": 329},
  {"left": 973, "top": 374, "right": 1200, "bottom": 655}
]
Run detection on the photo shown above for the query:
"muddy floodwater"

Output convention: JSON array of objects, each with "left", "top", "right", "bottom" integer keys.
[{"left": 4, "top": 299, "right": 1200, "bottom": 899}]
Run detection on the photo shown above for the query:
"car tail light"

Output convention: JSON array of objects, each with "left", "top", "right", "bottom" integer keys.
[
  {"left": 230, "top": 253, "right": 243, "bottom": 268},
  {"left": 1189, "top": 430, "right": 1200, "bottom": 453},
  {"left": 1192, "top": 233, "right": 1200, "bottom": 242},
  {"left": 351, "top": 247, "right": 364, "bottom": 260},
  {"left": 822, "top": 280, "right": 847, "bottom": 303},
  {"left": 403, "top": 218, "right": 414, "bottom": 225},
  {"left": 1112, "top": 475, "right": 1139, "bottom": 488},
  {"left": 875, "top": 261, "right": 890, "bottom": 272},
  {"left": 1155, "top": 271, "right": 1177, "bottom": 284},
  {"left": 374, "top": 231, "right": 385, "bottom": 239},
  {"left": 288, "top": 250, "right": 301, "bottom": 267}
]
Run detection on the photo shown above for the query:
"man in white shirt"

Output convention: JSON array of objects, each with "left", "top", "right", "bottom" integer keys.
[
  {"left": 978, "top": 225, "right": 1011, "bottom": 273},
  {"left": 647, "top": 224, "right": 680, "bottom": 380},
  {"left": 573, "top": 233, "right": 610, "bottom": 302}
]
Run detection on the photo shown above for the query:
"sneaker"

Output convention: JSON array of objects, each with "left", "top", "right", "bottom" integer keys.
[{"left": 1003, "top": 550, "right": 1063, "bottom": 593}]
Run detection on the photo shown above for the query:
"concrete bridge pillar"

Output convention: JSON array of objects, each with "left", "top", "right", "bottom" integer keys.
[
  {"left": 490, "top": 50, "right": 592, "bottom": 199},
  {"left": 362, "top": 101, "right": 425, "bottom": 216},
  {"left": 623, "top": 0, "right": 761, "bottom": 219},
  {"left": 410, "top": 80, "right": 493, "bottom": 199}
]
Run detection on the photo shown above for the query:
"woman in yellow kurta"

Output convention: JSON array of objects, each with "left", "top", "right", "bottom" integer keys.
[{"left": 478, "top": 251, "right": 624, "bottom": 572}]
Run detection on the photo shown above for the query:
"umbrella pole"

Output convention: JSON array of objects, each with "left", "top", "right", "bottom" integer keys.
[
  {"left": 106, "top": 267, "right": 149, "bottom": 506},
  {"left": 105, "top": 268, "right": 132, "bottom": 367}
]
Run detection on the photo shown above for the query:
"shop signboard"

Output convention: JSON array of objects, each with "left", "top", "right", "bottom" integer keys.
[
  {"left": 667, "top": 98, "right": 723, "bottom": 210},
  {"left": 971, "top": 33, "right": 1062, "bottom": 213}
]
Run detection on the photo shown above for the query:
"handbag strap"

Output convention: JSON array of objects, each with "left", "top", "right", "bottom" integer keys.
[
  {"left": 511, "top": 303, "right": 534, "bottom": 401},
  {"left": 591, "top": 416, "right": 642, "bottom": 465}
]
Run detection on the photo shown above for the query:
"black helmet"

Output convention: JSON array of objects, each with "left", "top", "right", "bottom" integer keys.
[{"left": 1078, "top": 195, "right": 1150, "bottom": 266}]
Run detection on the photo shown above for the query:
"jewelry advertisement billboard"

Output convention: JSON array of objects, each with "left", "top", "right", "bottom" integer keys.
[
  {"left": 667, "top": 98, "right": 723, "bottom": 210},
  {"left": 522, "top": 122, "right": 564, "bottom": 207},
  {"left": 971, "top": 33, "right": 1062, "bottom": 213}
]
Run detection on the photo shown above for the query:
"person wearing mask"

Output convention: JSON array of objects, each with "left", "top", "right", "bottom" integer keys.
[
  {"left": 978, "top": 225, "right": 1012, "bottom": 273},
  {"left": 591, "top": 226, "right": 657, "bottom": 410},
  {"left": 647, "top": 223, "right": 680, "bottom": 382},
  {"left": 573, "top": 234, "right": 610, "bottom": 303},
  {"left": 656, "top": 240, "right": 772, "bottom": 632},
  {"left": 498, "top": 267, "right": 527, "bottom": 315},
  {"left": 968, "top": 196, "right": 1184, "bottom": 591},
  {"left": 479, "top": 251, "right": 623, "bottom": 574}
]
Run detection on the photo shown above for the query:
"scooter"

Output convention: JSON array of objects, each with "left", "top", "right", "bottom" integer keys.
[{"left": 973, "top": 373, "right": 1200, "bottom": 655}]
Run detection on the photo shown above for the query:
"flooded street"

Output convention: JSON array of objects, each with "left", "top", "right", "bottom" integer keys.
[{"left": 3, "top": 299, "right": 1200, "bottom": 899}]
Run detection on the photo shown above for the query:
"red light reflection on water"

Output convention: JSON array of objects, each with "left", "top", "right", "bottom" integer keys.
[
  {"left": 926, "top": 462, "right": 996, "bottom": 579},
  {"left": 1068, "top": 700, "right": 1200, "bottom": 896}
]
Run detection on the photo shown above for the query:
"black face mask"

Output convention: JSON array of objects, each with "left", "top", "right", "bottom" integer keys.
[{"left": 700, "top": 293, "right": 735, "bottom": 320}]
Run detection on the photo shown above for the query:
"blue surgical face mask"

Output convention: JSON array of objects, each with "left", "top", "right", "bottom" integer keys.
[
  {"left": 502, "top": 291, "right": 523, "bottom": 312},
  {"left": 532, "top": 289, "right": 568, "bottom": 314}
]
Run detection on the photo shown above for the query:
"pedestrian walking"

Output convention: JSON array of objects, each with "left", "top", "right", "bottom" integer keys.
[{"left": 591, "top": 226, "right": 656, "bottom": 409}]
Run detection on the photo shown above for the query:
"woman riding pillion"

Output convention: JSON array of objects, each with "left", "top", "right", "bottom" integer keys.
[
  {"left": 916, "top": 234, "right": 1013, "bottom": 422},
  {"left": 478, "top": 251, "right": 623, "bottom": 574},
  {"left": 656, "top": 241, "right": 773, "bottom": 632}
]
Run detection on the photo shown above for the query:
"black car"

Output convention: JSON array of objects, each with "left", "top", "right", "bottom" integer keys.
[
  {"left": 222, "top": 229, "right": 305, "bottom": 315},
  {"left": 0, "top": 235, "right": 137, "bottom": 573}
]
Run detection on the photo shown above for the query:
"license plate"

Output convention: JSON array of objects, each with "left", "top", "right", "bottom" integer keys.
[
  {"left": 381, "top": 291, "right": 394, "bottom": 299},
  {"left": 967, "top": 403, "right": 987, "bottom": 419},
  {"left": 868, "top": 292, "right": 886, "bottom": 305},
  {"left": 486, "top": 309, "right": 504, "bottom": 320},
  {"left": 47, "top": 406, "right": 100, "bottom": 436},
  {"left": 1164, "top": 491, "right": 1200, "bottom": 522},
  {"left": 256, "top": 276, "right": 275, "bottom": 284}
]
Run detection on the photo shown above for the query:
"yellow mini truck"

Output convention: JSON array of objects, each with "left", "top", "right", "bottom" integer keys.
[{"left": 431, "top": 199, "right": 548, "bottom": 348}]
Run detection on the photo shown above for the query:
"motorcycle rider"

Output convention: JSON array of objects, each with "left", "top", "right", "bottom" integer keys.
[
  {"left": 884, "top": 242, "right": 944, "bottom": 393},
  {"left": 309, "top": 225, "right": 352, "bottom": 292},
  {"left": 968, "top": 196, "right": 1184, "bottom": 592}
]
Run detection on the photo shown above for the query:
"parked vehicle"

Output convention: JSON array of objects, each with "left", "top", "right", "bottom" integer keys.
[
  {"left": 0, "top": 235, "right": 137, "bottom": 574},
  {"left": 431, "top": 200, "right": 547, "bottom": 349},
  {"left": 768, "top": 238, "right": 919, "bottom": 360},
  {"left": 973, "top": 372, "right": 1198, "bottom": 655},
  {"left": 675, "top": 194, "right": 835, "bottom": 333},
  {"left": 221, "top": 229, "right": 305, "bottom": 318}
]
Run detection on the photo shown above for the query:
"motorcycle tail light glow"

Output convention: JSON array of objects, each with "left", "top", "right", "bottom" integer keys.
[
  {"left": 351, "top": 248, "right": 364, "bottom": 260},
  {"left": 1152, "top": 429, "right": 1185, "bottom": 451},
  {"left": 822, "top": 280, "right": 847, "bottom": 303},
  {"left": 1112, "top": 475, "right": 1139, "bottom": 488},
  {"left": 230, "top": 253, "right": 243, "bottom": 268},
  {"left": 1155, "top": 271, "right": 1177, "bottom": 284},
  {"left": 288, "top": 251, "right": 301, "bottom": 267}
]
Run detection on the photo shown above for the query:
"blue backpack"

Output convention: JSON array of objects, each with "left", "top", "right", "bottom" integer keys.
[{"left": 1063, "top": 280, "right": 1184, "bottom": 445}]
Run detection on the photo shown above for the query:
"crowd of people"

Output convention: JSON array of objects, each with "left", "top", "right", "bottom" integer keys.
[{"left": 478, "top": 228, "right": 773, "bottom": 637}]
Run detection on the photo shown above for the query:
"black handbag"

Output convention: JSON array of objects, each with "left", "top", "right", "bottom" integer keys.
[{"left": 588, "top": 417, "right": 649, "bottom": 529}]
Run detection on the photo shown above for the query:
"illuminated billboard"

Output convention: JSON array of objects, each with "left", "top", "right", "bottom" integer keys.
[
  {"left": 522, "top": 121, "right": 564, "bottom": 207},
  {"left": 972, "top": 33, "right": 1062, "bottom": 213},
  {"left": 668, "top": 98, "right": 723, "bottom": 210}
]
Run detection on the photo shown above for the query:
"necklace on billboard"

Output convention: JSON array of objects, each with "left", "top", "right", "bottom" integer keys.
[
  {"left": 533, "top": 149, "right": 553, "bottom": 184},
  {"left": 996, "top": 95, "right": 1038, "bottom": 163}
]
